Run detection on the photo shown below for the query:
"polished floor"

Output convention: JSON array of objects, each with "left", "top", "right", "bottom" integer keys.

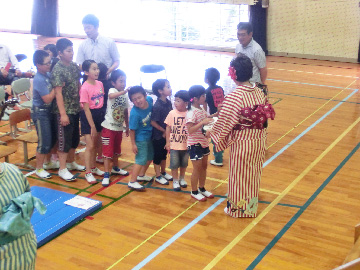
[{"left": 1, "top": 32, "right": 360, "bottom": 270}]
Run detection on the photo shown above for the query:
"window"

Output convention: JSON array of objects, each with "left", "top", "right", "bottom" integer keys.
[{"left": 0, "top": 0, "right": 33, "bottom": 32}]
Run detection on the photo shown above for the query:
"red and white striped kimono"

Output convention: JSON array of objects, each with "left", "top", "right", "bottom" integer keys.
[{"left": 210, "top": 84, "right": 268, "bottom": 218}]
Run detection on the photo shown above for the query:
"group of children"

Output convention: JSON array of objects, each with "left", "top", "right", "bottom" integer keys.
[{"left": 32, "top": 37, "right": 225, "bottom": 201}]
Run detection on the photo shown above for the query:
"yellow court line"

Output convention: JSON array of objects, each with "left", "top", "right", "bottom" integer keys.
[
  {"left": 268, "top": 68, "right": 359, "bottom": 79},
  {"left": 107, "top": 181, "right": 224, "bottom": 270},
  {"left": 267, "top": 79, "right": 357, "bottom": 149},
  {"left": 259, "top": 188, "right": 281, "bottom": 195},
  {"left": 203, "top": 115, "right": 360, "bottom": 270}
]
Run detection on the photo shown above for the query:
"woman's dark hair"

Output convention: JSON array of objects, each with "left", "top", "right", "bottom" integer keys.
[
  {"left": 205, "top": 67, "right": 220, "bottom": 86},
  {"left": 188, "top": 85, "right": 205, "bottom": 110},
  {"left": 44, "top": 44, "right": 57, "bottom": 57},
  {"left": 33, "top": 50, "right": 49, "bottom": 66},
  {"left": 152, "top": 79, "right": 169, "bottom": 97},
  {"left": 82, "top": 59, "right": 97, "bottom": 72},
  {"left": 230, "top": 53, "right": 253, "bottom": 82},
  {"left": 110, "top": 69, "right": 126, "bottom": 83},
  {"left": 128, "top": 86, "right": 146, "bottom": 102},
  {"left": 174, "top": 90, "right": 190, "bottom": 103}
]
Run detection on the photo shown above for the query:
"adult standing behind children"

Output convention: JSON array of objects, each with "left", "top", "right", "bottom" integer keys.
[
  {"left": 52, "top": 38, "right": 85, "bottom": 182},
  {"left": 235, "top": 22, "right": 267, "bottom": 84},
  {"left": 151, "top": 79, "right": 173, "bottom": 185},
  {"left": 77, "top": 14, "right": 120, "bottom": 77}
]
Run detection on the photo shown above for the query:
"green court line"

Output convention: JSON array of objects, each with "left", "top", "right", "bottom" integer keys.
[
  {"left": 270, "top": 97, "right": 282, "bottom": 105},
  {"left": 27, "top": 175, "right": 83, "bottom": 191}
]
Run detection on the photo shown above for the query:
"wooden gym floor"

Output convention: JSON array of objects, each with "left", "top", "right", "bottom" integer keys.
[{"left": 1, "top": 32, "right": 360, "bottom": 269}]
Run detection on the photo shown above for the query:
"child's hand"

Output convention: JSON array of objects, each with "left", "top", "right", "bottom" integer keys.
[
  {"left": 162, "top": 131, "right": 166, "bottom": 138},
  {"left": 132, "top": 144, "right": 138, "bottom": 155},
  {"left": 60, "top": 114, "right": 70, "bottom": 126},
  {"left": 201, "top": 118, "right": 213, "bottom": 126},
  {"left": 217, "top": 103, "right": 223, "bottom": 112},
  {"left": 165, "top": 143, "right": 170, "bottom": 152},
  {"left": 205, "top": 130, "right": 211, "bottom": 138},
  {"left": 125, "top": 127, "right": 129, "bottom": 137}
]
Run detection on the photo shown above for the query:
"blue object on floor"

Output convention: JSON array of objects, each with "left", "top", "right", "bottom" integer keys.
[{"left": 30, "top": 186, "right": 102, "bottom": 247}]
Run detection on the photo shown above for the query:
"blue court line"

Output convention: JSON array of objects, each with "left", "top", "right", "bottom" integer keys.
[
  {"left": 131, "top": 88, "right": 358, "bottom": 269},
  {"left": 247, "top": 141, "right": 360, "bottom": 270},
  {"left": 267, "top": 78, "right": 358, "bottom": 91},
  {"left": 263, "top": 89, "right": 358, "bottom": 167}
]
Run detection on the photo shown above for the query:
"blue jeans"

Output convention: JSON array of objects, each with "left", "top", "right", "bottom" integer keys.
[
  {"left": 212, "top": 139, "right": 224, "bottom": 163},
  {"left": 32, "top": 106, "right": 56, "bottom": 154}
]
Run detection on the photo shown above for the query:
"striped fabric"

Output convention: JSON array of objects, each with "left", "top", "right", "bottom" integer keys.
[
  {"left": 211, "top": 85, "right": 267, "bottom": 218},
  {"left": 185, "top": 106, "right": 209, "bottom": 148},
  {"left": 0, "top": 163, "right": 37, "bottom": 270}
]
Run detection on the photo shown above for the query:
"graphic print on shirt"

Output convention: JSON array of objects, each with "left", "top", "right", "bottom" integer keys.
[
  {"left": 211, "top": 87, "right": 224, "bottom": 107},
  {"left": 91, "top": 87, "right": 104, "bottom": 106},
  {"left": 142, "top": 112, "right": 152, "bottom": 127},
  {"left": 170, "top": 116, "right": 188, "bottom": 144},
  {"left": 111, "top": 96, "right": 127, "bottom": 124}
]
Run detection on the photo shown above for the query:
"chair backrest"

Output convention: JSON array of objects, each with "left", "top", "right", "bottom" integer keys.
[
  {"left": 0, "top": 86, "right": 5, "bottom": 103},
  {"left": 9, "top": 109, "right": 31, "bottom": 126},
  {"left": 12, "top": 78, "right": 31, "bottom": 96}
]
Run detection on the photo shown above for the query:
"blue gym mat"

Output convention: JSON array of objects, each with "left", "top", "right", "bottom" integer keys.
[{"left": 30, "top": 186, "right": 102, "bottom": 247}]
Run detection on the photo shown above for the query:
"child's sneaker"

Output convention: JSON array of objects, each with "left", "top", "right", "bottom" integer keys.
[
  {"left": 161, "top": 172, "right": 173, "bottom": 181},
  {"left": 36, "top": 168, "right": 51, "bottom": 179},
  {"left": 210, "top": 160, "right": 223, "bottom": 167},
  {"left": 128, "top": 181, "right": 145, "bottom": 190},
  {"left": 155, "top": 176, "right": 169, "bottom": 185},
  {"left": 191, "top": 191, "right": 207, "bottom": 201},
  {"left": 173, "top": 180, "right": 181, "bottom": 191},
  {"left": 111, "top": 167, "right": 129, "bottom": 176},
  {"left": 58, "top": 168, "right": 76, "bottom": 182},
  {"left": 102, "top": 172, "right": 110, "bottom": 187},
  {"left": 96, "top": 156, "right": 104, "bottom": 163},
  {"left": 43, "top": 161, "right": 60, "bottom": 170},
  {"left": 137, "top": 175, "right": 153, "bottom": 182},
  {"left": 66, "top": 162, "right": 86, "bottom": 172},
  {"left": 91, "top": 167, "right": 105, "bottom": 176},
  {"left": 179, "top": 179, "right": 187, "bottom": 188},
  {"left": 198, "top": 188, "right": 214, "bottom": 198},
  {"left": 224, "top": 206, "right": 230, "bottom": 216},
  {"left": 85, "top": 173, "right": 97, "bottom": 184}
]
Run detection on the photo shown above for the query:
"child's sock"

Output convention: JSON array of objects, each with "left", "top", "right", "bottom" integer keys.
[
  {"left": 104, "top": 172, "right": 110, "bottom": 178},
  {"left": 192, "top": 190, "right": 199, "bottom": 195},
  {"left": 199, "top": 187, "right": 206, "bottom": 192}
]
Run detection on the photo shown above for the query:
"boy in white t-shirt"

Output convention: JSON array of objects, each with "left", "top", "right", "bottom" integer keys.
[{"left": 101, "top": 69, "right": 130, "bottom": 187}]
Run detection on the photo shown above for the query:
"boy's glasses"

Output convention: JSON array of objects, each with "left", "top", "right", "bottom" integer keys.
[{"left": 41, "top": 62, "right": 51, "bottom": 66}]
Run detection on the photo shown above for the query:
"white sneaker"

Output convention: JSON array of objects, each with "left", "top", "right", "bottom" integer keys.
[
  {"left": 198, "top": 188, "right": 214, "bottom": 198},
  {"left": 111, "top": 167, "right": 129, "bottom": 176},
  {"left": 85, "top": 173, "right": 97, "bottom": 184},
  {"left": 102, "top": 176, "right": 110, "bottom": 187},
  {"left": 191, "top": 192, "right": 207, "bottom": 201},
  {"left": 210, "top": 160, "right": 223, "bottom": 167},
  {"left": 36, "top": 168, "right": 51, "bottom": 179},
  {"left": 58, "top": 168, "right": 76, "bottom": 182},
  {"left": 137, "top": 175, "right": 153, "bottom": 182},
  {"left": 91, "top": 167, "right": 105, "bottom": 176},
  {"left": 173, "top": 180, "right": 181, "bottom": 191},
  {"left": 161, "top": 172, "right": 173, "bottom": 181},
  {"left": 43, "top": 161, "right": 60, "bottom": 170},
  {"left": 155, "top": 176, "right": 169, "bottom": 185},
  {"left": 66, "top": 162, "right": 86, "bottom": 172},
  {"left": 224, "top": 206, "right": 230, "bottom": 215},
  {"left": 179, "top": 179, "right": 187, "bottom": 188},
  {"left": 96, "top": 156, "right": 104, "bottom": 163},
  {"left": 128, "top": 181, "right": 145, "bottom": 190}
]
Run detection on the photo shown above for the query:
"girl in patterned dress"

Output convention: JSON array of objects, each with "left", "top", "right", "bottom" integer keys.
[{"left": 209, "top": 54, "right": 275, "bottom": 217}]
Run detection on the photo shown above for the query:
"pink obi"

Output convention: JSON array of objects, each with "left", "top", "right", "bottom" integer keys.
[{"left": 233, "top": 103, "right": 275, "bottom": 130}]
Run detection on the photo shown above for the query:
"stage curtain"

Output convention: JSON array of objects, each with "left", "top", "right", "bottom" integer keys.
[
  {"left": 31, "top": 0, "right": 59, "bottom": 37},
  {"left": 249, "top": 0, "right": 267, "bottom": 54}
]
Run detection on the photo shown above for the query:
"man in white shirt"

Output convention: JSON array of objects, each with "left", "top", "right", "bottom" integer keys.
[
  {"left": 76, "top": 14, "right": 120, "bottom": 77},
  {"left": 0, "top": 44, "right": 22, "bottom": 85},
  {"left": 235, "top": 22, "right": 267, "bottom": 84}
]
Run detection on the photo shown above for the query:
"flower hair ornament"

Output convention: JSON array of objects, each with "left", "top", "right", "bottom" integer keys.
[{"left": 228, "top": 66, "right": 237, "bottom": 81}]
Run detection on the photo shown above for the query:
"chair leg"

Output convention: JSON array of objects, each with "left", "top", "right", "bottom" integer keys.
[
  {"left": 5, "top": 155, "right": 9, "bottom": 163},
  {"left": 15, "top": 141, "right": 35, "bottom": 170}
]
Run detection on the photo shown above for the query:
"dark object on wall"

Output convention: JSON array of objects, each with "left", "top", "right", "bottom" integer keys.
[
  {"left": 358, "top": 41, "right": 360, "bottom": 62},
  {"left": 31, "top": 0, "right": 59, "bottom": 37},
  {"left": 250, "top": 1, "right": 268, "bottom": 55}
]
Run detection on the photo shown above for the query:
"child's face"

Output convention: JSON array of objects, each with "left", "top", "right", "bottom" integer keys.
[
  {"left": 174, "top": 97, "right": 187, "bottom": 112},
  {"left": 85, "top": 63, "right": 99, "bottom": 80},
  {"left": 131, "top": 92, "right": 147, "bottom": 109},
  {"left": 197, "top": 94, "right": 206, "bottom": 105},
  {"left": 159, "top": 81, "right": 172, "bottom": 97},
  {"left": 59, "top": 46, "right": 74, "bottom": 63},
  {"left": 112, "top": 76, "right": 126, "bottom": 91},
  {"left": 37, "top": 56, "right": 51, "bottom": 74}
]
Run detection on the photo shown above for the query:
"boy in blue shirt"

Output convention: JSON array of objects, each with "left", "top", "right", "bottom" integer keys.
[{"left": 128, "top": 86, "right": 154, "bottom": 190}]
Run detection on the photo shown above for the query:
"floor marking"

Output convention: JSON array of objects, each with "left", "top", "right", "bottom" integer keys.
[
  {"left": 259, "top": 188, "right": 281, "bottom": 195},
  {"left": 267, "top": 78, "right": 357, "bottom": 91},
  {"left": 203, "top": 115, "right": 360, "bottom": 270},
  {"left": 268, "top": 67, "right": 359, "bottom": 79},
  {"left": 25, "top": 170, "right": 36, "bottom": 177},
  {"left": 271, "top": 91, "right": 360, "bottom": 104}
]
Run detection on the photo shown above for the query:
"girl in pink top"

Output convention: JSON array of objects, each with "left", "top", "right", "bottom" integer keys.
[
  {"left": 79, "top": 60, "right": 105, "bottom": 184},
  {"left": 185, "top": 85, "right": 214, "bottom": 202}
]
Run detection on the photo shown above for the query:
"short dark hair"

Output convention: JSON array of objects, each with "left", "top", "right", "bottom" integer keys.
[
  {"left": 188, "top": 85, "right": 206, "bottom": 110},
  {"left": 205, "top": 67, "right": 220, "bottom": 86},
  {"left": 33, "top": 50, "right": 49, "bottom": 66},
  {"left": 82, "top": 59, "right": 96, "bottom": 72},
  {"left": 174, "top": 90, "right": 190, "bottom": 103},
  {"left": 110, "top": 69, "right": 126, "bottom": 83},
  {"left": 44, "top": 44, "right": 57, "bottom": 57},
  {"left": 230, "top": 53, "right": 253, "bottom": 82},
  {"left": 82, "top": 14, "right": 99, "bottom": 28},
  {"left": 152, "top": 79, "right": 169, "bottom": 97},
  {"left": 128, "top": 86, "right": 146, "bottom": 102},
  {"left": 56, "top": 38, "right": 73, "bottom": 54},
  {"left": 237, "top": 22, "right": 253, "bottom": 34},
  {"left": 97, "top": 63, "right": 108, "bottom": 80}
]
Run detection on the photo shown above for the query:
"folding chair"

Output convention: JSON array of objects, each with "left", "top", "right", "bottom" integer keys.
[
  {"left": 15, "top": 130, "right": 38, "bottom": 170},
  {"left": 0, "top": 86, "right": 18, "bottom": 144},
  {"left": 11, "top": 78, "right": 32, "bottom": 108},
  {"left": 9, "top": 108, "right": 32, "bottom": 138},
  {"left": 0, "top": 145, "right": 17, "bottom": 162},
  {"left": 140, "top": 64, "right": 167, "bottom": 94}
]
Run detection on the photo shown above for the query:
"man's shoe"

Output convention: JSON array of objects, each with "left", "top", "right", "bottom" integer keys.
[
  {"left": 58, "top": 168, "right": 76, "bottom": 182},
  {"left": 210, "top": 160, "right": 223, "bottom": 167},
  {"left": 111, "top": 167, "right": 129, "bottom": 176},
  {"left": 66, "top": 162, "right": 86, "bottom": 172},
  {"left": 36, "top": 168, "right": 51, "bottom": 179},
  {"left": 128, "top": 181, "right": 145, "bottom": 190}
]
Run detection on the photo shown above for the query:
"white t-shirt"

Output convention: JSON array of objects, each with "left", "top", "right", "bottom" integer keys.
[{"left": 101, "top": 88, "right": 129, "bottom": 131}]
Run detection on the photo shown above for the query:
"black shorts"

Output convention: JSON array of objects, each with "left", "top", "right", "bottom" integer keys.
[
  {"left": 80, "top": 108, "right": 104, "bottom": 135},
  {"left": 152, "top": 137, "right": 167, "bottom": 165},
  {"left": 57, "top": 113, "right": 80, "bottom": 153},
  {"left": 187, "top": 143, "right": 210, "bottom": 161}
]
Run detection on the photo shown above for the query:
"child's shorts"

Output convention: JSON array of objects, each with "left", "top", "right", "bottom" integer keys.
[
  {"left": 56, "top": 113, "right": 80, "bottom": 153},
  {"left": 169, "top": 149, "right": 189, "bottom": 169},
  {"left": 152, "top": 138, "right": 167, "bottom": 165},
  {"left": 80, "top": 108, "right": 104, "bottom": 135},
  {"left": 102, "top": 127, "right": 123, "bottom": 158},
  {"left": 187, "top": 143, "right": 210, "bottom": 161},
  {"left": 135, "top": 140, "right": 154, "bottom": 166}
]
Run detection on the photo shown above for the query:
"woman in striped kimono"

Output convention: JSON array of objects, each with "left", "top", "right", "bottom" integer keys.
[{"left": 210, "top": 54, "right": 275, "bottom": 218}]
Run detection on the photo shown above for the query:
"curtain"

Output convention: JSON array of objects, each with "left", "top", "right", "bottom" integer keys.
[
  {"left": 249, "top": 0, "right": 267, "bottom": 54},
  {"left": 358, "top": 40, "right": 360, "bottom": 62},
  {"left": 31, "top": 0, "right": 59, "bottom": 37}
]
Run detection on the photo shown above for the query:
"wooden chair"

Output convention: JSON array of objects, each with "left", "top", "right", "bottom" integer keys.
[
  {"left": 15, "top": 130, "right": 38, "bottom": 170},
  {"left": 0, "top": 145, "right": 17, "bottom": 162},
  {"left": 9, "top": 108, "right": 32, "bottom": 138},
  {"left": 11, "top": 78, "right": 32, "bottom": 109}
]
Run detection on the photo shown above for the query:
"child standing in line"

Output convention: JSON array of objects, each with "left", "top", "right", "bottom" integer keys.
[
  {"left": 128, "top": 86, "right": 154, "bottom": 190},
  {"left": 204, "top": 67, "right": 225, "bottom": 167},
  {"left": 79, "top": 60, "right": 105, "bottom": 184},
  {"left": 164, "top": 90, "right": 190, "bottom": 191},
  {"left": 151, "top": 79, "right": 173, "bottom": 185},
  {"left": 186, "top": 85, "right": 214, "bottom": 201},
  {"left": 101, "top": 69, "right": 130, "bottom": 187}
]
